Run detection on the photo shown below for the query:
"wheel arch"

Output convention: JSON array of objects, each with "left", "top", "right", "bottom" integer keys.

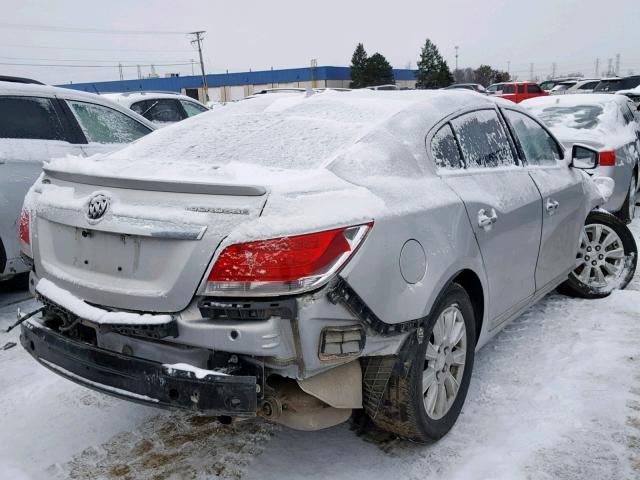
[
  {"left": 0, "top": 235, "right": 6, "bottom": 275},
  {"left": 450, "top": 269, "right": 484, "bottom": 345}
]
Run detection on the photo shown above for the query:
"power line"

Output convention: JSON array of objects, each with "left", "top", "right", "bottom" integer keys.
[
  {"left": 0, "top": 55, "right": 193, "bottom": 64},
  {"left": 0, "top": 22, "right": 189, "bottom": 35},
  {"left": 0, "top": 61, "right": 194, "bottom": 68},
  {"left": 0, "top": 43, "right": 194, "bottom": 53}
]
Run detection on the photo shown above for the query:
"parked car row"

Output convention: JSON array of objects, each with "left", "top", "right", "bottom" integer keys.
[{"left": 6, "top": 84, "right": 637, "bottom": 444}]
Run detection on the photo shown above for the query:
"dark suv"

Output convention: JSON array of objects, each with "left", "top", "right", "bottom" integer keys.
[{"left": 594, "top": 75, "right": 640, "bottom": 93}]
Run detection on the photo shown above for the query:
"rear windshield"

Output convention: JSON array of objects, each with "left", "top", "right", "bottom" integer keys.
[{"left": 535, "top": 105, "right": 604, "bottom": 129}]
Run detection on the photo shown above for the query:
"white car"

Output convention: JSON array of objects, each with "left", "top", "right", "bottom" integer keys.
[
  {"left": 102, "top": 92, "right": 209, "bottom": 125},
  {"left": 549, "top": 79, "right": 601, "bottom": 95},
  {"left": 0, "top": 78, "right": 155, "bottom": 281}
]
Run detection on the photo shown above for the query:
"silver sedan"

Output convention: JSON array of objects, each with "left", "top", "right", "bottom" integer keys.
[{"left": 18, "top": 90, "right": 638, "bottom": 443}]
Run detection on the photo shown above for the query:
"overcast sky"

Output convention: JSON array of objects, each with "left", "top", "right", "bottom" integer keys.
[{"left": 1, "top": 0, "right": 639, "bottom": 85}]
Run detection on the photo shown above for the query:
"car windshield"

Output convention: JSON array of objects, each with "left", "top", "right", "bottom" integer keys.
[{"left": 535, "top": 105, "right": 604, "bottom": 129}]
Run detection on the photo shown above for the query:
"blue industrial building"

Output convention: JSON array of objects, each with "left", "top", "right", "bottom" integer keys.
[{"left": 59, "top": 65, "right": 418, "bottom": 102}]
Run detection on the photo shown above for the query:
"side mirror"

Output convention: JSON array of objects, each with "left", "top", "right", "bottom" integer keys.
[{"left": 570, "top": 144, "right": 599, "bottom": 170}]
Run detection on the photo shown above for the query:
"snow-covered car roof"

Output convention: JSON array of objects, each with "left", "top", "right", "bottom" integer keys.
[
  {"left": 101, "top": 91, "right": 207, "bottom": 109},
  {"left": 47, "top": 90, "right": 511, "bottom": 186},
  {"left": 0, "top": 81, "right": 156, "bottom": 130},
  {"left": 522, "top": 94, "right": 637, "bottom": 149}
]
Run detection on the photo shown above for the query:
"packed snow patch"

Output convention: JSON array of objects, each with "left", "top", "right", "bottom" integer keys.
[
  {"left": 164, "top": 363, "right": 229, "bottom": 379},
  {"left": 35, "top": 278, "right": 172, "bottom": 325}
]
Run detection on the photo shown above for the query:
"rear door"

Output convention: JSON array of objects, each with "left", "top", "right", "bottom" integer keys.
[
  {"left": 0, "top": 95, "right": 85, "bottom": 271},
  {"left": 436, "top": 109, "right": 543, "bottom": 326},
  {"left": 501, "top": 108, "right": 585, "bottom": 290}
]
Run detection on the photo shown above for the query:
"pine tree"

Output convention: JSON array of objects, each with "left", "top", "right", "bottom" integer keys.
[
  {"left": 349, "top": 43, "right": 368, "bottom": 88},
  {"left": 363, "top": 53, "right": 395, "bottom": 87},
  {"left": 416, "top": 39, "right": 453, "bottom": 89}
]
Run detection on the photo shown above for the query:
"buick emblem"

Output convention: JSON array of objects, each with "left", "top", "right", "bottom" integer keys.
[{"left": 87, "top": 194, "right": 110, "bottom": 221}]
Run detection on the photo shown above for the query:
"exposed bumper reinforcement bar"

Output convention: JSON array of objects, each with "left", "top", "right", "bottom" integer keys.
[{"left": 20, "top": 320, "right": 258, "bottom": 416}]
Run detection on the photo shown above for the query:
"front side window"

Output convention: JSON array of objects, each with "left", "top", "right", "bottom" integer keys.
[
  {"left": 0, "top": 96, "right": 67, "bottom": 141},
  {"left": 527, "top": 84, "right": 542, "bottom": 94},
  {"left": 517, "top": 84, "right": 526, "bottom": 94},
  {"left": 180, "top": 100, "right": 208, "bottom": 117},
  {"left": 450, "top": 110, "right": 516, "bottom": 168},
  {"left": 431, "top": 123, "right": 463, "bottom": 170},
  {"left": 131, "top": 99, "right": 184, "bottom": 123},
  {"left": 503, "top": 110, "right": 562, "bottom": 166},
  {"left": 502, "top": 84, "right": 515, "bottom": 94},
  {"left": 68, "top": 101, "right": 151, "bottom": 144}
]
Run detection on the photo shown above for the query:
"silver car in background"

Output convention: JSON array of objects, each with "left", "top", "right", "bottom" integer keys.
[
  {"left": 522, "top": 94, "right": 640, "bottom": 223},
  {"left": 18, "top": 90, "right": 637, "bottom": 443},
  {"left": 0, "top": 79, "right": 155, "bottom": 282}
]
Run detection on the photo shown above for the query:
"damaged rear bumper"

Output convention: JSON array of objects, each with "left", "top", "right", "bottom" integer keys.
[{"left": 20, "top": 319, "right": 258, "bottom": 416}]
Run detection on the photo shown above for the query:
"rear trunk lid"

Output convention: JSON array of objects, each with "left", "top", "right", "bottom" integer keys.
[{"left": 32, "top": 168, "right": 267, "bottom": 313}]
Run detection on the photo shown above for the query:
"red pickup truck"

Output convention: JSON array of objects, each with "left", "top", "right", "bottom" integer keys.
[{"left": 499, "top": 82, "right": 548, "bottom": 103}]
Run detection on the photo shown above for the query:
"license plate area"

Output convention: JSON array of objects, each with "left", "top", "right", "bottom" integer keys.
[{"left": 71, "top": 227, "right": 140, "bottom": 275}]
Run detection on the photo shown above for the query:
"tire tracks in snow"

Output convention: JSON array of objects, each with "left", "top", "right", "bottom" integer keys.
[{"left": 52, "top": 414, "right": 276, "bottom": 480}]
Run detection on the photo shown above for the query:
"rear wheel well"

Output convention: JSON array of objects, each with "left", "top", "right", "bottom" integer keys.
[
  {"left": 0, "top": 236, "right": 6, "bottom": 275},
  {"left": 452, "top": 270, "right": 484, "bottom": 344}
]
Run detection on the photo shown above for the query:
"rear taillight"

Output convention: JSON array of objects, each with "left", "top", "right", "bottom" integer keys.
[
  {"left": 599, "top": 151, "right": 616, "bottom": 166},
  {"left": 19, "top": 209, "right": 30, "bottom": 245},
  {"left": 205, "top": 223, "right": 373, "bottom": 296}
]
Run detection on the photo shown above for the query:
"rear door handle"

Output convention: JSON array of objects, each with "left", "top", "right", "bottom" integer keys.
[
  {"left": 478, "top": 208, "right": 498, "bottom": 230},
  {"left": 545, "top": 198, "right": 559, "bottom": 215}
]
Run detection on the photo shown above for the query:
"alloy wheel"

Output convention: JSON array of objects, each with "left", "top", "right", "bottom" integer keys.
[
  {"left": 572, "top": 223, "right": 625, "bottom": 289},
  {"left": 422, "top": 304, "right": 467, "bottom": 420}
]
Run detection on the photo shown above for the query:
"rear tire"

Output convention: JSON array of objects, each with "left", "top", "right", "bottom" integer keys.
[
  {"left": 558, "top": 210, "right": 637, "bottom": 299},
  {"left": 617, "top": 173, "right": 637, "bottom": 224},
  {"left": 364, "top": 283, "right": 475, "bottom": 443}
]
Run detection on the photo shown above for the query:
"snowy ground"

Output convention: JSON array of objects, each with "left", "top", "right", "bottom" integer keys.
[{"left": 1, "top": 221, "right": 640, "bottom": 480}]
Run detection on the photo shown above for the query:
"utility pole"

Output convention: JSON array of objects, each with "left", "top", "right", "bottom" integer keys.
[
  {"left": 190, "top": 59, "right": 195, "bottom": 76},
  {"left": 137, "top": 64, "right": 142, "bottom": 80},
  {"left": 551, "top": 62, "right": 557, "bottom": 79},
  {"left": 190, "top": 31, "right": 208, "bottom": 102},
  {"left": 118, "top": 63, "right": 123, "bottom": 81},
  {"left": 615, "top": 53, "right": 620, "bottom": 76},
  {"left": 595, "top": 58, "right": 600, "bottom": 77},
  {"left": 454, "top": 46, "right": 459, "bottom": 72}
]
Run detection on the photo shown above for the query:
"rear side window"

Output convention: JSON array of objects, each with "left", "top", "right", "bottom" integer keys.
[
  {"left": 517, "top": 84, "right": 526, "bottom": 94},
  {"left": 502, "top": 84, "right": 515, "bottom": 94},
  {"left": 0, "top": 96, "right": 67, "bottom": 141},
  {"left": 131, "top": 99, "right": 184, "bottom": 123},
  {"left": 503, "top": 110, "right": 562, "bottom": 166},
  {"left": 450, "top": 110, "right": 516, "bottom": 168},
  {"left": 180, "top": 100, "right": 208, "bottom": 117},
  {"left": 431, "top": 124, "right": 463, "bottom": 169},
  {"left": 68, "top": 101, "right": 151, "bottom": 144},
  {"left": 578, "top": 81, "right": 599, "bottom": 90},
  {"left": 527, "top": 84, "right": 542, "bottom": 94}
]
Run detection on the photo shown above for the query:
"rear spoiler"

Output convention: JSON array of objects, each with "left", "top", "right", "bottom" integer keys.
[{"left": 43, "top": 168, "right": 267, "bottom": 197}]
